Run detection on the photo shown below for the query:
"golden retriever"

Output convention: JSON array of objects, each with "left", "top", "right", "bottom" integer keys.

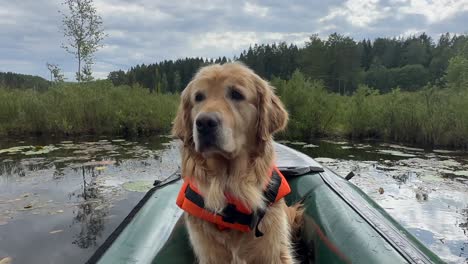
[{"left": 172, "top": 62, "right": 301, "bottom": 264}]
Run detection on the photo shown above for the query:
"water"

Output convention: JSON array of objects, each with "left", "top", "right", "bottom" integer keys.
[
  {"left": 284, "top": 140, "right": 468, "bottom": 263},
  {"left": 0, "top": 136, "right": 180, "bottom": 264},
  {"left": 0, "top": 137, "right": 467, "bottom": 263}
]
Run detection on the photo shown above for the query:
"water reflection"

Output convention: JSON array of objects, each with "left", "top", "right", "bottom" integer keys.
[
  {"left": 285, "top": 140, "right": 468, "bottom": 263},
  {"left": 0, "top": 136, "right": 180, "bottom": 264},
  {"left": 71, "top": 167, "right": 108, "bottom": 248}
]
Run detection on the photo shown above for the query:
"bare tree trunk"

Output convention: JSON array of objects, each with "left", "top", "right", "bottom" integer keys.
[{"left": 77, "top": 44, "right": 81, "bottom": 82}]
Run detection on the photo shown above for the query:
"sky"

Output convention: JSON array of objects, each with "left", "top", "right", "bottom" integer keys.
[{"left": 1, "top": 0, "right": 467, "bottom": 81}]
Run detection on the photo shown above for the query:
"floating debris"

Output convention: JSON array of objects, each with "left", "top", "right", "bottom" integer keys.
[
  {"left": 303, "top": 144, "right": 318, "bottom": 148},
  {"left": 111, "top": 139, "right": 126, "bottom": 142},
  {"left": 376, "top": 166, "right": 397, "bottom": 171},
  {"left": 378, "top": 187, "right": 385, "bottom": 194},
  {"left": 341, "top": 146, "right": 353, "bottom": 149},
  {"left": 49, "top": 229, "right": 63, "bottom": 234}
]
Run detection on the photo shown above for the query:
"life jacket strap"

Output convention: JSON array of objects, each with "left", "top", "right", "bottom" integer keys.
[
  {"left": 254, "top": 168, "right": 282, "bottom": 237},
  {"left": 178, "top": 166, "right": 289, "bottom": 237},
  {"left": 184, "top": 185, "right": 256, "bottom": 227}
]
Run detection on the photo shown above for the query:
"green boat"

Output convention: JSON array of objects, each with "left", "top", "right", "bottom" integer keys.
[{"left": 87, "top": 143, "right": 444, "bottom": 264}]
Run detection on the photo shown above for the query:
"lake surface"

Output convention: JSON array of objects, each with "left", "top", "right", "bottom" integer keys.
[{"left": 0, "top": 136, "right": 467, "bottom": 263}]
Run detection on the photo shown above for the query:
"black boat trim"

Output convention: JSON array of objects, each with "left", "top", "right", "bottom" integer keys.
[
  {"left": 86, "top": 172, "right": 182, "bottom": 264},
  {"left": 277, "top": 165, "right": 324, "bottom": 177},
  {"left": 319, "top": 169, "right": 437, "bottom": 264}
]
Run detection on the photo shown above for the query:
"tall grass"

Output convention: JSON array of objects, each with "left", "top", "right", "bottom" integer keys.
[
  {"left": 1, "top": 74, "right": 467, "bottom": 148},
  {"left": 275, "top": 71, "right": 468, "bottom": 149},
  {"left": 0, "top": 81, "right": 179, "bottom": 136}
]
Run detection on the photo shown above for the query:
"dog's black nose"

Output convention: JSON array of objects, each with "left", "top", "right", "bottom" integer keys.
[{"left": 196, "top": 113, "right": 220, "bottom": 134}]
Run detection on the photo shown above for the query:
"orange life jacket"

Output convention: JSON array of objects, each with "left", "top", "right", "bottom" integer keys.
[{"left": 176, "top": 166, "right": 291, "bottom": 237}]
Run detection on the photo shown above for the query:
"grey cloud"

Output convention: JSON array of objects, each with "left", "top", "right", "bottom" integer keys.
[{"left": 0, "top": 0, "right": 467, "bottom": 80}]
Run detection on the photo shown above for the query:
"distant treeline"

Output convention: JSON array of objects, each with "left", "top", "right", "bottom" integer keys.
[
  {"left": 0, "top": 72, "right": 50, "bottom": 91},
  {"left": 108, "top": 33, "right": 468, "bottom": 94}
]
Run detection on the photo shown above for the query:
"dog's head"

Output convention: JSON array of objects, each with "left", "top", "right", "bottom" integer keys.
[{"left": 172, "top": 63, "right": 288, "bottom": 159}]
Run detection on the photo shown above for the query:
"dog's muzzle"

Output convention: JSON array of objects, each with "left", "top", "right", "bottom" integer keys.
[{"left": 195, "top": 112, "right": 221, "bottom": 150}]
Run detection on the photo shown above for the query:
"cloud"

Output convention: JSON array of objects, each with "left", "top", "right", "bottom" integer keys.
[
  {"left": 319, "top": 0, "right": 391, "bottom": 28},
  {"left": 243, "top": 2, "right": 269, "bottom": 17},
  {"left": 190, "top": 31, "right": 310, "bottom": 52},
  {"left": 0, "top": 0, "right": 467, "bottom": 81},
  {"left": 397, "top": 0, "right": 468, "bottom": 24}
]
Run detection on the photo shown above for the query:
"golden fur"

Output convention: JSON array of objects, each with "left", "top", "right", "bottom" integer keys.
[{"left": 172, "top": 62, "right": 301, "bottom": 264}]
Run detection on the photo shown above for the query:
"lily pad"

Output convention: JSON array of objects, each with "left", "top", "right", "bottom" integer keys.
[
  {"left": 122, "top": 181, "right": 153, "bottom": 192},
  {"left": 24, "top": 145, "right": 59, "bottom": 155},
  {"left": 303, "top": 144, "right": 318, "bottom": 148},
  {"left": 315, "top": 157, "right": 336, "bottom": 163},
  {"left": 0, "top": 145, "right": 33, "bottom": 154},
  {"left": 377, "top": 149, "right": 416, "bottom": 158},
  {"left": 433, "top": 149, "right": 456, "bottom": 154},
  {"left": 290, "top": 141, "right": 307, "bottom": 145},
  {"left": 83, "top": 160, "right": 115, "bottom": 167},
  {"left": 453, "top": 170, "right": 468, "bottom": 177}
]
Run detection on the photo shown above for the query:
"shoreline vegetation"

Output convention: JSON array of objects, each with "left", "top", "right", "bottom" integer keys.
[
  {"left": 1, "top": 71, "right": 467, "bottom": 149},
  {"left": 1, "top": 33, "right": 467, "bottom": 149},
  {"left": 0, "top": 81, "right": 178, "bottom": 137}
]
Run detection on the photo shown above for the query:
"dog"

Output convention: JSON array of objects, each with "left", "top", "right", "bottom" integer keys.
[{"left": 172, "top": 62, "right": 302, "bottom": 264}]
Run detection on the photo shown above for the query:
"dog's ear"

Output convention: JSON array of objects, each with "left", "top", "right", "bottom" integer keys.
[
  {"left": 255, "top": 76, "right": 288, "bottom": 152},
  {"left": 172, "top": 84, "right": 193, "bottom": 145}
]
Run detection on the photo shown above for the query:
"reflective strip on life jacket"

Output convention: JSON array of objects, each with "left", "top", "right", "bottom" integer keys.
[{"left": 176, "top": 166, "right": 291, "bottom": 236}]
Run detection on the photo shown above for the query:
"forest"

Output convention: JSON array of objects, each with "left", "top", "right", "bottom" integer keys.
[{"left": 106, "top": 33, "right": 468, "bottom": 95}]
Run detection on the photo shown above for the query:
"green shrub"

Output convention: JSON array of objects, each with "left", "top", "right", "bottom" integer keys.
[{"left": 272, "top": 71, "right": 468, "bottom": 148}]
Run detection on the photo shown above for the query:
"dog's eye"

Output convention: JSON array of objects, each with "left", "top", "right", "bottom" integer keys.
[
  {"left": 194, "top": 92, "right": 205, "bottom": 102},
  {"left": 229, "top": 89, "right": 245, "bottom": 101}
]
